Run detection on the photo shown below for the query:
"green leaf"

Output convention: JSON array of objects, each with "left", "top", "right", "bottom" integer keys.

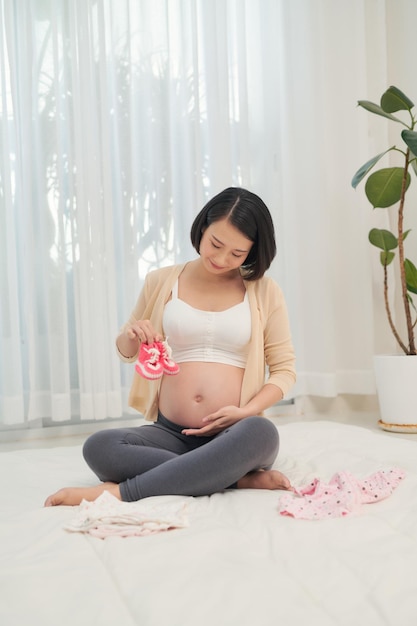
[
  {"left": 381, "top": 86, "right": 414, "bottom": 113},
  {"left": 369, "top": 228, "right": 398, "bottom": 251},
  {"left": 402, "top": 130, "right": 417, "bottom": 155},
  {"left": 405, "top": 259, "right": 417, "bottom": 294},
  {"left": 380, "top": 250, "right": 395, "bottom": 266},
  {"left": 357, "top": 100, "right": 403, "bottom": 123},
  {"left": 351, "top": 148, "right": 393, "bottom": 188},
  {"left": 365, "top": 167, "right": 411, "bottom": 208}
]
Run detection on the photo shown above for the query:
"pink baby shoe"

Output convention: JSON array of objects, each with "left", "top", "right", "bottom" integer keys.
[
  {"left": 135, "top": 343, "right": 164, "bottom": 380},
  {"left": 156, "top": 339, "right": 180, "bottom": 375}
]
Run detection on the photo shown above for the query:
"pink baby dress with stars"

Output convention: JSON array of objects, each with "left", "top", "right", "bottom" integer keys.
[{"left": 278, "top": 468, "right": 405, "bottom": 520}]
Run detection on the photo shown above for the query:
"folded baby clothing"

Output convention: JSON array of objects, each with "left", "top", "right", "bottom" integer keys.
[
  {"left": 64, "top": 490, "right": 189, "bottom": 538},
  {"left": 278, "top": 468, "right": 405, "bottom": 520}
]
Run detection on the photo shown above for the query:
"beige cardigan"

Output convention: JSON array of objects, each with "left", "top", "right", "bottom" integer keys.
[{"left": 117, "top": 264, "right": 296, "bottom": 421}]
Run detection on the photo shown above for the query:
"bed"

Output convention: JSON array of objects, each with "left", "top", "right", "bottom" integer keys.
[{"left": 1, "top": 419, "right": 417, "bottom": 626}]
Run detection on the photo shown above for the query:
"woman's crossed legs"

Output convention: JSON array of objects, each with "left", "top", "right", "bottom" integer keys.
[{"left": 44, "top": 414, "right": 290, "bottom": 506}]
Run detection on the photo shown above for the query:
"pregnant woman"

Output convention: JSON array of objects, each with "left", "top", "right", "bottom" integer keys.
[{"left": 45, "top": 187, "right": 296, "bottom": 506}]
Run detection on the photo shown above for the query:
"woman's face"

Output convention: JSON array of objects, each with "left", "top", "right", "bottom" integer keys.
[{"left": 199, "top": 218, "right": 253, "bottom": 276}]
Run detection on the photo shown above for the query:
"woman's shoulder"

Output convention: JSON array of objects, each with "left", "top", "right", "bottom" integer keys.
[
  {"left": 245, "top": 275, "right": 287, "bottom": 314},
  {"left": 246, "top": 274, "right": 282, "bottom": 297},
  {"left": 146, "top": 263, "right": 186, "bottom": 285}
]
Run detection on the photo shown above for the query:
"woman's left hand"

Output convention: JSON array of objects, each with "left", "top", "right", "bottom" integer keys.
[{"left": 181, "top": 406, "right": 246, "bottom": 437}]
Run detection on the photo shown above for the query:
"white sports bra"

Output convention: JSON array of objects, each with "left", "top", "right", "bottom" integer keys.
[{"left": 162, "top": 280, "right": 251, "bottom": 368}]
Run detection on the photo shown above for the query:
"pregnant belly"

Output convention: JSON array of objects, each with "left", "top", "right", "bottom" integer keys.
[{"left": 158, "top": 362, "right": 245, "bottom": 428}]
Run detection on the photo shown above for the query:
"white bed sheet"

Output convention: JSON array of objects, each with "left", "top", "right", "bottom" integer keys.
[{"left": 1, "top": 420, "right": 417, "bottom": 626}]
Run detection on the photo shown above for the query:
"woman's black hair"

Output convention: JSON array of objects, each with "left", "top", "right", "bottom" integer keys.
[{"left": 190, "top": 187, "right": 276, "bottom": 280}]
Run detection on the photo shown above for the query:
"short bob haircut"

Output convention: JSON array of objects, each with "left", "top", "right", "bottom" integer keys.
[{"left": 190, "top": 187, "right": 276, "bottom": 281}]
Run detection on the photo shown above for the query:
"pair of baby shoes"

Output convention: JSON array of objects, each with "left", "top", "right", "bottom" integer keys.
[{"left": 135, "top": 338, "right": 179, "bottom": 380}]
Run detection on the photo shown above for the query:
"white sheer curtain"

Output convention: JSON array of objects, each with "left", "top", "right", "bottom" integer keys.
[{"left": 1, "top": 0, "right": 416, "bottom": 429}]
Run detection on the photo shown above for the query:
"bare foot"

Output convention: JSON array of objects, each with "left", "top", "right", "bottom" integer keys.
[
  {"left": 44, "top": 482, "right": 121, "bottom": 507},
  {"left": 237, "top": 469, "right": 291, "bottom": 491}
]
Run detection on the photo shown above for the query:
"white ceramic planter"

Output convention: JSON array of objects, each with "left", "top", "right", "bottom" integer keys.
[{"left": 374, "top": 354, "right": 417, "bottom": 433}]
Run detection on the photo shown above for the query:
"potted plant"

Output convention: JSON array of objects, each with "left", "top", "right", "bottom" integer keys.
[{"left": 352, "top": 85, "right": 417, "bottom": 432}]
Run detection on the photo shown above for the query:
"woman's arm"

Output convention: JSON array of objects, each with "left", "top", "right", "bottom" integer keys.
[
  {"left": 115, "top": 269, "right": 165, "bottom": 362},
  {"left": 115, "top": 265, "right": 183, "bottom": 363},
  {"left": 116, "top": 330, "right": 140, "bottom": 360},
  {"left": 263, "top": 280, "right": 296, "bottom": 395},
  {"left": 239, "top": 382, "right": 284, "bottom": 416}
]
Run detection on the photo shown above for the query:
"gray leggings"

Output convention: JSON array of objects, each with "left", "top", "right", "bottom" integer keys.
[{"left": 83, "top": 412, "right": 280, "bottom": 502}]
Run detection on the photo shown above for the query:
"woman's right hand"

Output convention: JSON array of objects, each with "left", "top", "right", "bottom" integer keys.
[
  {"left": 117, "top": 320, "right": 162, "bottom": 360},
  {"left": 125, "top": 320, "right": 162, "bottom": 345}
]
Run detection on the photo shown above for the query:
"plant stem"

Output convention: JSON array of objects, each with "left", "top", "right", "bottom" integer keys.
[
  {"left": 383, "top": 264, "right": 409, "bottom": 354},
  {"left": 397, "top": 148, "right": 416, "bottom": 354}
]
